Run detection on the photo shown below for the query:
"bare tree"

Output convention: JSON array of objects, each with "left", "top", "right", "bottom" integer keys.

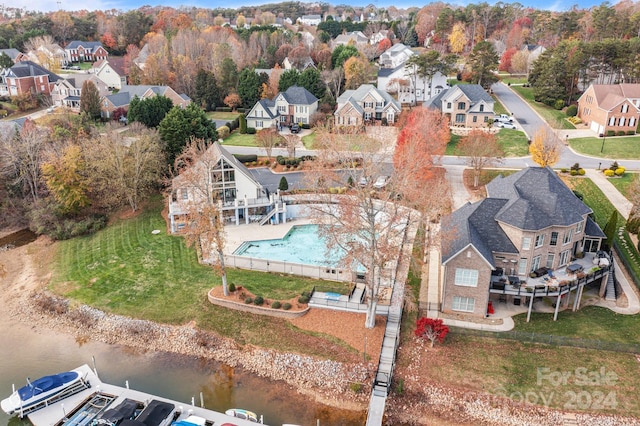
[
  {"left": 283, "top": 134, "right": 298, "bottom": 158},
  {"left": 457, "top": 129, "right": 504, "bottom": 187},
  {"left": 255, "top": 128, "right": 283, "bottom": 161},
  {"left": 0, "top": 120, "right": 48, "bottom": 202},
  {"left": 171, "top": 138, "right": 229, "bottom": 295},
  {"left": 321, "top": 68, "right": 344, "bottom": 102},
  {"left": 304, "top": 126, "right": 416, "bottom": 329}
]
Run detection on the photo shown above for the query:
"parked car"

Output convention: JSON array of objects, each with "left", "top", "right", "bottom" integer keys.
[
  {"left": 494, "top": 114, "right": 513, "bottom": 123},
  {"left": 497, "top": 121, "right": 517, "bottom": 129},
  {"left": 70, "top": 65, "right": 81, "bottom": 70},
  {"left": 373, "top": 175, "right": 389, "bottom": 189},
  {"left": 290, "top": 123, "right": 300, "bottom": 133},
  {"left": 358, "top": 176, "right": 369, "bottom": 187}
]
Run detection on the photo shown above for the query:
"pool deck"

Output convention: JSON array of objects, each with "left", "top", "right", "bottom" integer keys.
[{"left": 224, "top": 218, "right": 313, "bottom": 254}]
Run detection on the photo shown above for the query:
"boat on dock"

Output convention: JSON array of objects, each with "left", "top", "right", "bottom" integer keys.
[
  {"left": 1, "top": 367, "right": 90, "bottom": 418},
  {"left": 224, "top": 408, "right": 258, "bottom": 423}
]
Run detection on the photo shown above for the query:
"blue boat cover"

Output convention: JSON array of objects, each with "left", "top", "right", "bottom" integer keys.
[
  {"left": 18, "top": 372, "right": 79, "bottom": 401},
  {"left": 171, "top": 420, "right": 200, "bottom": 426}
]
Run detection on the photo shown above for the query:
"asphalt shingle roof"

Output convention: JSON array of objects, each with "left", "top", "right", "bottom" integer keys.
[
  {"left": 280, "top": 85, "right": 318, "bottom": 105},
  {"left": 487, "top": 166, "right": 592, "bottom": 231},
  {"left": 66, "top": 41, "right": 104, "bottom": 51},
  {"left": 8, "top": 60, "right": 60, "bottom": 82}
]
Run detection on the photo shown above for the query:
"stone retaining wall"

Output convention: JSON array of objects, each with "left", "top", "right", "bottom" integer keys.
[{"left": 208, "top": 289, "right": 309, "bottom": 319}]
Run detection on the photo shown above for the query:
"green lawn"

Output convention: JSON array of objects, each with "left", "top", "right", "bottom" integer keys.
[
  {"left": 492, "top": 95, "right": 509, "bottom": 115},
  {"left": 206, "top": 111, "right": 241, "bottom": 121},
  {"left": 510, "top": 86, "right": 575, "bottom": 130},
  {"left": 569, "top": 136, "right": 640, "bottom": 160},
  {"left": 498, "top": 75, "right": 528, "bottom": 85},
  {"left": 222, "top": 131, "right": 257, "bottom": 147},
  {"left": 301, "top": 131, "right": 316, "bottom": 149},
  {"left": 50, "top": 199, "right": 358, "bottom": 358},
  {"left": 608, "top": 173, "right": 638, "bottom": 197},
  {"left": 446, "top": 130, "right": 529, "bottom": 157}
]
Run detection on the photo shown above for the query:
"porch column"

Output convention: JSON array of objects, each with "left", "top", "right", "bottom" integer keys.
[
  {"left": 244, "top": 195, "right": 249, "bottom": 224},
  {"left": 282, "top": 202, "right": 287, "bottom": 223},
  {"left": 553, "top": 294, "right": 561, "bottom": 321},
  {"left": 234, "top": 199, "right": 239, "bottom": 225},
  {"left": 526, "top": 290, "right": 535, "bottom": 322}
]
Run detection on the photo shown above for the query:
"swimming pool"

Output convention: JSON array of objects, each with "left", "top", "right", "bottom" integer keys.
[{"left": 233, "top": 224, "right": 346, "bottom": 267}]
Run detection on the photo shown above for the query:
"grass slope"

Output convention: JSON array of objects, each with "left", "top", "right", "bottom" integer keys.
[{"left": 569, "top": 136, "right": 640, "bottom": 160}]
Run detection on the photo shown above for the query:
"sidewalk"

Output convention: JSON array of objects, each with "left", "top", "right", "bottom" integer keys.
[{"left": 583, "top": 169, "right": 633, "bottom": 219}]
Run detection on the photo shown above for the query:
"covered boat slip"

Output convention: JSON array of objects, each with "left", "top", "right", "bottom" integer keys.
[{"left": 27, "top": 365, "right": 262, "bottom": 426}]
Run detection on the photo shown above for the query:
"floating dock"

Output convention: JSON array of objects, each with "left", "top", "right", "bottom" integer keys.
[{"left": 27, "top": 364, "right": 263, "bottom": 426}]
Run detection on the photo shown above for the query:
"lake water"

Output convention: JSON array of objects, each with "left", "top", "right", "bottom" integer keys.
[{"left": 0, "top": 313, "right": 365, "bottom": 426}]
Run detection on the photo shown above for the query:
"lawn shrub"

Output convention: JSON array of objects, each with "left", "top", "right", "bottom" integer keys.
[
  {"left": 578, "top": 168, "right": 585, "bottom": 175},
  {"left": 298, "top": 295, "right": 310, "bottom": 304},
  {"left": 604, "top": 169, "right": 615, "bottom": 177},
  {"left": 570, "top": 169, "right": 578, "bottom": 176},
  {"left": 244, "top": 297, "right": 253, "bottom": 304},
  {"left": 628, "top": 131, "right": 635, "bottom": 135},
  {"left": 615, "top": 168, "right": 625, "bottom": 176},
  {"left": 254, "top": 296, "right": 264, "bottom": 305},
  {"left": 350, "top": 382, "right": 363, "bottom": 393},
  {"left": 617, "top": 131, "right": 627, "bottom": 136},
  {"left": 217, "top": 125, "right": 230, "bottom": 139},
  {"left": 246, "top": 127, "right": 256, "bottom": 134},
  {"left": 282, "top": 302, "right": 292, "bottom": 310},
  {"left": 560, "top": 168, "right": 568, "bottom": 173},
  {"left": 607, "top": 130, "right": 615, "bottom": 137},
  {"left": 554, "top": 99, "right": 565, "bottom": 110},
  {"left": 610, "top": 161, "right": 619, "bottom": 171},
  {"left": 627, "top": 217, "right": 640, "bottom": 234},
  {"left": 566, "top": 105, "right": 577, "bottom": 116},
  {"left": 229, "top": 283, "right": 236, "bottom": 292},
  {"left": 271, "top": 301, "right": 281, "bottom": 309}
]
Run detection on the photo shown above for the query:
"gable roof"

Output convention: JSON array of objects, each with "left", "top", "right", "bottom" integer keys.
[
  {"left": 278, "top": 85, "right": 318, "bottom": 105},
  {"left": 585, "top": 84, "right": 640, "bottom": 111},
  {"left": 424, "top": 84, "right": 492, "bottom": 109},
  {"left": 442, "top": 198, "right": 518, "bottom": 266},
  {"left": 486, "top": 166, "right": 592, "bottom": 231},
  {"left": 93, "top": 58, "right": 126, "bottom": 76},
  {"left": 6, "top": 60, "right": 60, "bottom": 82},
  {"left": 336, "top": 84, "right": 401, "bottom": 112},
  {"left": 0, "top": 48, "right": 22, "bottom": 61},
  {"left": 66, "top": 41, "right": 104, "bottom": 51}
]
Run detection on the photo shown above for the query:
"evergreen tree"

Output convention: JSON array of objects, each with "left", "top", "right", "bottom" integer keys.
[
  {"left": 278, "top": 69, "right": 299, "bottom": 92},
  {"left": 603, "top": 210, "right": 619, "bottom": 249},
  {"left": 298, "top": 68, "right": 325, "bottom": 100},
  {"left": 467, "top": 41, "right": 499, "bottom": 89},
  {"left": 278, "top": 176, "right": 289, "bottom": 191},
  {"left": 0, "top": 52, "right": 13, "bottom": 69},
  {"left": 127, "top": 95, "right": 173, "bottom": 128},
  {"left": 193, "top": 69, "right": 221, "bottom": 111},
  {"left": 159, "top": 103, "right": 218, "bottom": 165},
  {"left": 331, "top": 44, "right": 359, "bottom": 68},
  {"left": 80, "top": 80, "right": 101, "bottom": 119},
  {"left": 237, "top": 68, "right": 261, "bottom": 109},
  {"left": 218, "top": 57, "right": 238, "bottom": 97}
]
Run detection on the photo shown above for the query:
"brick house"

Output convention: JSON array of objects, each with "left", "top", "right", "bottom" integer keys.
[
  {"left": 425, "top": 84, "right": 494, "bottom": 128},
  {"left": 334, "top": 84, "right": 401, "bottom": 127},
  {"left": 0, "top": 60, "right": 60, "bottom": 97},
  {"left": 245, "top": 85, "right": 318, "bottom": 130},
  {"left": 577, "top": 84, "right": 640, "bottom": 136},
  {"left": 65, "top": 41, "right": 108, "bottom": 63},
  {"left": 100, "top": 85, "right": 190, "bottom": 119},
  {"left": 440, "top": 167, "right": 605, "bottom": 319}
]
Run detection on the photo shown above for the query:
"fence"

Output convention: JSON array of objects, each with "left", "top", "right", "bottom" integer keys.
[
  {"left": 613, "top": 240, "right": 640, "bottom": 289},
  {"left": 224, "top": 254, "right": 352, "bottom": 282},
  {"left": 450, "top": 327, "right": 640, "bottom": 354}
]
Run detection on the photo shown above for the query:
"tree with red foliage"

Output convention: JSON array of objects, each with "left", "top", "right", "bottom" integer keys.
[
  {"left": 377, "top": 38, "right": 392, "bottom": 53},
  {"left": 415, "top": 317, "right": 449, "bottom": 347},
  {"left": 394, "top": 107, "right": 449, "bottom": 184},
  {"left": 499, "top": 47, "right": 518, "bottom": 72},
  {"left": 101, "top": 32, "right": 117, "bottom": 50}
]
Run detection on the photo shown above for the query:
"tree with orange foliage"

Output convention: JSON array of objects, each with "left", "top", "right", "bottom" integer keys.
[
  {"left": 223, "top": 93, "right": 242, "bottom": 111},
  {"left": 377, "top": 38, "right": 392, "bottom": 54},
  {"left": 101, "top": 32, "right": 117, "bottom": 50},
  {"left": 344, "top": 56, "right": 369, "bottom": 89},
  {"left": 457, "top": 129, "right": 503, "bottom": 187},
  {"left": 394, "top": 107, "right": 449, "bottom": 184},
  {"left": 499, "top": 47, "right": 518, "bottom": 72}
]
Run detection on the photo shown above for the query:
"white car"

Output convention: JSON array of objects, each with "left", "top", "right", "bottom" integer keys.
[
  {"left": 358, "top": 176, "right": 369, "bottom": 187},
  {"left": 497, "top": 121, "right": 517, "bottom": 129},
  {"left": 373, "top": 176, "right": 389, "bottom": 189},
  {"left": 494, "top": 114, "right": 513, "bottom": 123}
]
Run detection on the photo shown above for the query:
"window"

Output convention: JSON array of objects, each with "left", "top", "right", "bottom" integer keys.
[
  {"left": 452, "top": 296, "right": 475, "bottom": 312},
  {"left": 454, "top": 268, "right": 478, "bottom": 287},
  {"left": 576, "top": 222, "right": 583, "bottom": 234},
  {"left": 256, "top": 120, "right": 263, "bottom": 128},
  {"left": 457, "top": 102, "right": 466, "bottom": 109},
  {"left": 535, "top": 234, "right": 545, "bottom": 248},
  {"left": 181, "top": 189, "right": 188, "bottom": 200},
  {"left": 479, "top": 104, "right": 484, "bottom": 112},
  {"left": 609, "top": 117, "right": 616, "bottom": 126},
  {"left": 563, "top": 229, "right": 573, "bottom": 244},
  {"left": 278, "top": 105, "right": 286, "bottom": 113},
  {"left": 546, "top": 253, "right": 555, "bottom": 269},
  {"left": 622, "top": 104, "right": 628, "bottom": 113},
  {"left": 518, "top": 259, "right": 527, "bottom": 275},
  {"left": 531, "top": 255, "right": 541, "bottom": 271},
  {"left": 619, "top": 117, "right": 626, "bottom": 126},
  {"left": 522, "top": 237, "right": 531, "bottom": 250},
  {"left": 376, "top": 101, "right": 383, "bottom": 107},
  {"left": 364, "top": 102, "right": 373, "bottom": 108},
  {"left": 484, "top": 116, "right": 488, "bottom": 122},
  {"left": 446, "top": 102, "right": 452, "bottom": 109},
  {"left": 559, "top": 250, "right": 569, "bottom": 266},
  {"left": 630, "top": 117, "right": 636, "bottom": 127},
  {"left": 455, "top": 113, "right": 465, "bottom": 123},
  {"left": 473, "top": 116, "right": 478, "bottom": 123},
  {"left": 550, "top": 232, "right": 558, "bottom": 246}
]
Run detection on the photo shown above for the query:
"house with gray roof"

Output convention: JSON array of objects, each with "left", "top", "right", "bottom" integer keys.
[
  {"left": 0, "top": 48, "right": 27, "bottom": 64},
  {"left": 246, "top": 85, "right": 318, "bottom": 130},
  {"left": 100, "top": 84, "right": 190, "bottom": 119},
  {"left": 334, "top": 84, "right": 401, "bottom": 127},
  {"left": 440, "top": 167, "right": 606, "bottom": 319},
  {"left": 298, "top": 15, "right": 322, "bottom": 26},
  {"left": 425, "top": 84, "right": 494, "bottom": 128},
  {"left": 0, "top": 60, "right": 60, "bottom": 97},
  {"left": 51, "top": 74, "right": 110, "bottom": 109}
]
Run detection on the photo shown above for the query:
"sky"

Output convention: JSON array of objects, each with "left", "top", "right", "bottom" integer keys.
[{"left": 8, "top": 0, "right": 611, "bottom": 15}]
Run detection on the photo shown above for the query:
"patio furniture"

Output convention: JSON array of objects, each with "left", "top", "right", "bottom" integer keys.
[
  {"left": 508, "top": 276, "right": 520, "bottom": 286},
  {"left": 513, "top": 297, "right": 521, "bottom": 306},
  {"left": 566, "top": 264, "right": 583, "bottom": 274},
  {"left": 531, "top": 267, "right": 549, "bottom": 278}
]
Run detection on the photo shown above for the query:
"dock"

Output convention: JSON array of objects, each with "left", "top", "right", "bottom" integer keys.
[{"left": 27, "top": 365, "right": 263, "bottom": 426}]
